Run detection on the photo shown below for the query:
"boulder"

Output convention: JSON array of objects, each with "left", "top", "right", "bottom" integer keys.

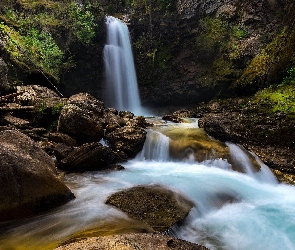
[
  {"left": 0, "top": 130, "right": 74, "bottom": 222},
  {"left": 57, "top": 93, "right": 105, "bottom": 143},
  {"left": 58, "top": 142, "right": 116, "bottom": 172},
  {"left": 15, "top": 85, "right": 66, "bottom": 128},
  {"left": 125, "top": 116, "right": 151, "bottom": 128},
  {"left": 119, "top": 111, "right": 134, "bottom": 120},
  {"left": 58, "top": 104, "right": 104, "bottom": 143},
  {"left": 55, "top": 233, "right": 209, "bottom": 250},
  {"left": 105, "top": 126, "right": 146, "bottom": 158},
  {"left": 67, "top": 93, "right": 105, "bottom": 118},
  {"left": 105, "top": 185, "right": 194, "bottom": 232},
  {"left": 198, "top": 112, "right": 245, "bottom": 143},
  {"left": 43, "top": 132, "right": 77, "bottom": 146},
  {"left": 16, "top": 85, "right": 63, "bottom": 107}
]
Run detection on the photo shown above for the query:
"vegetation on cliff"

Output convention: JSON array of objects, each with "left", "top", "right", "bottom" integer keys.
[{"left": 0, "top": 0, "right": 101, "bottom": 84}]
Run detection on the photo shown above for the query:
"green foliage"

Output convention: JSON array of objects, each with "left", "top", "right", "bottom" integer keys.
[
  {"left": 0, "top": 21, "right": 63, "bottom": 79},
  {"left": 236, "top": 23, "right": 295, "bottom": 88},
  {"left": 67, "top": 2, "right": 97, "bottom": 45},
  {"left": 254, "top": 84, "right": 295, "bottom": 114},
  {"left": 0, "top": 0, "right": 99, "bottom": 80},
  {"left": 212, "top": 57, "right": 234, "bottom": 79},
  {"left": 23, "top": 29, "right": 64, "bottom": 77},
  {"left": 232, "top": 26, "right": 248, "bottom": 40},
  {"left": 37, "top": 102, "right": 48, "bottom": 113},
  {"left": 52, "top": 102, "right": 64, "bottom": 115}
]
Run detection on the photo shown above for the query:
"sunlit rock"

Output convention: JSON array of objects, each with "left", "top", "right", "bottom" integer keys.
[{"left": 55, "top": 233, "right": 209, "bottom": 250}]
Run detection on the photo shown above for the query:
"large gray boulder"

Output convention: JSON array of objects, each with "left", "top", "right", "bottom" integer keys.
[{"left": 0, "top": 130, "right": 74, "bottom": 222}]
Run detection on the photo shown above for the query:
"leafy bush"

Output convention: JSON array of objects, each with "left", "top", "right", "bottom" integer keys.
[
  {"left": 0, "top": 0, "right": 99, "bottom": 80},
  {"left": 0, "top": 21, "right": 63, "bottom": 79},
  {"left": 67, "top": 1, "right": 97, "bottom": 45}
]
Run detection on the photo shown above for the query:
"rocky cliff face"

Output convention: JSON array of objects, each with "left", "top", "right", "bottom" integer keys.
[
  {"left": 129, "top": 0, "right": 291, "bottom": 107},
  {"left": 0, "top": 0, "right": 294, "bottom": 109}
]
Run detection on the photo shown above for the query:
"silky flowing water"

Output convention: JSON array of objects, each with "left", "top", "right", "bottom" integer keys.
[
  {"left": 103, "top": 16, "right": 142, "bottom": 115},
  {"left": 0, "top": 119, "right": 295, "bottom": 250}
]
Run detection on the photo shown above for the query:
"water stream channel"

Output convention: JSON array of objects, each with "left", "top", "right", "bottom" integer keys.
[{"left": 0, "top": 119, "right": 295, "bottom": 250}]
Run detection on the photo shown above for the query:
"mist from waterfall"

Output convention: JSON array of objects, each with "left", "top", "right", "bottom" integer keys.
[{"left": 103, "top": 16, "right": 142, "bottom": 115}]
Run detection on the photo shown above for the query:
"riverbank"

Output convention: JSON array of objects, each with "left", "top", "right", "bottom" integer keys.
[{"left": 195, "top": 95, "right": 295, "bottom": 182}]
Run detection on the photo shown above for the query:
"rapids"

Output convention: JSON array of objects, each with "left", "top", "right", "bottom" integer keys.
[{"left": 0, "top": 119, "right": 294, "bottom": 250}]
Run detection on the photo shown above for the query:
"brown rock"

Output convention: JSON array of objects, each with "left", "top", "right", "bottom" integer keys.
[
  {"left": 43, "top": 132, "right": 77, "bottom": 147},
  {"left": 58, "top": 142, "right": 116, "bottom": 172},
  {"left": 105, "top": 185, "right": 194, "bottom": 232},
  {"left": 0, "top": 130, "right": 74, "bottom": 222},
  {"left": 67, "top": 93, "right": 105, "bottom": 118},
  {"left": 55, "top": 233, "right": 209, "bottom": 250},
  {"left": 105, "top": 126, "right": 146, "bottom": 158},
  {"left": 16, "top": 85, "right": 63, "bottom": 107},
  {"left": 0, "top": 58, "right": 9, "bottom": 95},
  {"left": 58, "top": 104, "right": 104, "bottom": 143}
]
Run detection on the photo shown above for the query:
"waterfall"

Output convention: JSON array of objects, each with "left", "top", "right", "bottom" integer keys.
[
  {"left": 226, "top": 142, "right": 278, "bottom": 184},
  {"left": 103, "top": 16, "right": 142, "bottom": 115},
  {"left": 136, "top": 129, "right": 170, "bottom": 161}
]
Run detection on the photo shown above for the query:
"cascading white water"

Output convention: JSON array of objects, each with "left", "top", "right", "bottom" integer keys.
[
  {"left": 103, "top": 16, "right": 142, "bottom": 115},
  {"left": 136, "top": 129, "right": 170, "bottom": 161},
  {"left": 1, "top": 120, "right": 295, "bottom": 250}
]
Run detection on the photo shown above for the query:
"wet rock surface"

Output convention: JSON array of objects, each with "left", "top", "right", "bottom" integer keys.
[
  {"left": 55, "top": 233, "right": 209, "bottom": 250},
  {"left": 105, "top": 185, "right": 194, "bottom": 232},
  {"left": 196, "top": 98, "right": 295, "bottom": 174},
  {"left": 58, "top": 142, "right": 116, "bottom": 172},
  {"left": 0, "top": 129, "right": 74, "bottom": 222},
  {"left": 105, "top": 126, "right": 147, "bottom": 158}
]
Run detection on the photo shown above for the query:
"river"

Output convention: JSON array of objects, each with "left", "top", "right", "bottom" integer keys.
[{"left": 0, "top": 118, "right": 294, "bottom": 250}]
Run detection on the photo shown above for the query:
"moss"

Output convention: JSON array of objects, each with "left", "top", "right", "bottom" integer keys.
[
  {"left": 232, "top": 26, "right": 248, "bottom": 40},
  {"left": 235, "top": 25, "right": 295, "bottom": 89},
  {"left": 254, "top": 84, "right": 295, "bottom": 115},
  {"left": 212, "top": 57, "right": 235, "bottom": 79},
  {"left": 194, "top": 17, "right": 229, "bottom": 56},
  {"left": 52, "top": 102, "right": 64, "bottom": 116}
]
